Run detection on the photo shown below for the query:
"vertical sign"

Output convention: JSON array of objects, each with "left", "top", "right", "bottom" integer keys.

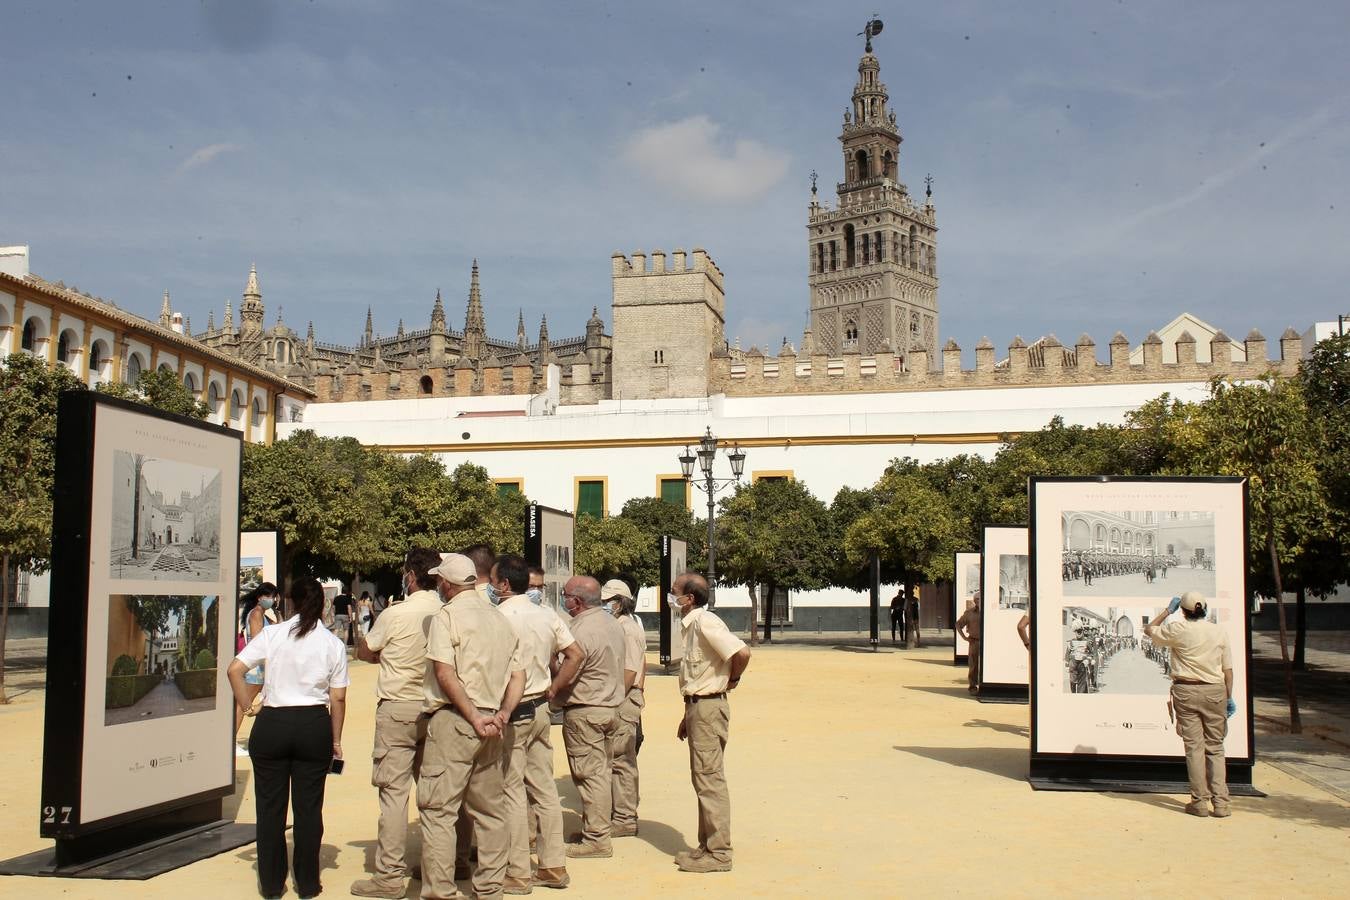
[
  {"left": 980, "top": 525, "right": 1030, "bottom": 701},
  {"left": 953, "top": 551, "right": 980, "bottom": 665},
  {"left": 659, "top": 535, "right": 688, "bottom": 668},
  {"left": 523, "top": 502, "right": 574, "bottom": 619}
]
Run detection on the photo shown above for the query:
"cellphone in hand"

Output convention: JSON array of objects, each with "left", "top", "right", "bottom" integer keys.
[{"left": 329, "top": 756, "right": 345, "bottom": 775}]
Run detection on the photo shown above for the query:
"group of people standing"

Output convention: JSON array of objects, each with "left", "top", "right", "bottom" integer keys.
[{"left": 229, "top": 544, "right": 750, "bottom": 899}]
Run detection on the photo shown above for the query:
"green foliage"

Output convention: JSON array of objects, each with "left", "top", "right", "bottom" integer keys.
[
  {"left": 716, "top": 479, "right": 831, "bottom": 595},
  {"left": 575, "top": 514, "right": 651, "bottom": 583},
  {"left": 174, "top": 669, "right": 216, "bottom": 699},
  {"left": 123, "top": 595, "right": 180, "bottom": 639},
  {"left": 111, "top": 654, "right": 139, "bottom": 676},
  {"left": 614, "top": 496, "right": 704, "bottom": 587},
  {"left": 844, "top": 471, "right": 965, "bottom": 585},
  {"left": 193, "top": 648, "right": 215, "bottom": 670},
  {"left": 105, "top": 673, "right": 160, "bottom": 708},
  {"left": 96, "top": 367, "right": 209, "bottom": 419}
]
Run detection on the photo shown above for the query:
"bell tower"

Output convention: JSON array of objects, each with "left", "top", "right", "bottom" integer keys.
[{"left": 807, "top": 20, "right": 938, "bottom": 365}]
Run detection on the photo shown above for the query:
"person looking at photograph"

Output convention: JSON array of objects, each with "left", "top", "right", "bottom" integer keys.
[
  {"left": 228, "top": 577, "right": 349, "bottom": 900},
  {"left": 956, "top": 592, "right": 982, "bottom": 695},
  {"left": 1145, "top": 592, "right": 1234, "bottom": 818},
  {"left": 234, "top": 581, "right": 281, "bottom": 756}
]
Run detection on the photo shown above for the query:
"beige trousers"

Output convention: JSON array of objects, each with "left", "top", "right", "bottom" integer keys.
[
  {"left": 1171, "top": 682, "right": 1230, "bottom": 808},
  {"left": 684, "top": 696, "right": 732, "bottom": 862},
  {"left": 610, "top": 691, "right": 642, "bottom": 829},
  {"left": 418, "top": 708, "right": 507, "bottom": 900},
  {"left": 370, "top": 700, "right": 427, "bottom": 885},
  {"left": 501, "top": 702, "right": 566, "bottom": 878},
  {"left": 562, "top": 705, "right": 619, "bottom": 849}
]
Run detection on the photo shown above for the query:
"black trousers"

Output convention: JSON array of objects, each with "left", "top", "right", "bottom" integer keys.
[{"left": 249, "top": 705, "right": 331, "bottom": 897}]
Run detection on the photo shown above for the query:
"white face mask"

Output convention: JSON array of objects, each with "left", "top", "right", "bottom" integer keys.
[
  {"left": 667, "top": 592, "right": 683, "bottom": 612},
  {"left": 526, "top": 587, "right": 543, "bottom": 605}
]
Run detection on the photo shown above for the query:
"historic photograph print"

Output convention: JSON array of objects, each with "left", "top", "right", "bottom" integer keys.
[
  {"left": 105, "top": 594, "right": 221, "bottom": 726},
  {"left": 1061, "top": 510, "right": 1216, "bottom": 599},
  {"left": 109, "top": 451, "right": 223, "bottom": 582},
  {"left": 998, "top": 554, "right": 1029, "bottom": 610},
  {"left": 1059, "top": 605, "right": 1182, "bottom": 695}
]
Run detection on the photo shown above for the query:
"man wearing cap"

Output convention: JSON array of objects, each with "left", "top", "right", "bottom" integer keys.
[
  {"left": 1145, "top": 591, "right": 1235, "bottom": 818},
  {"left": 350, "top": 547, "right": 445, "bottom": 900},
  {"left": 492, "top": 554, "right": 584, "bottom": 892},
  {"left": 601, "top": 578, "right": 646, "bottom": 838},
  {"left": 553, "top": 575, "right": 626, "bottom": 860},
  {"left": 671, "top": 571, "right": 750, "bottom": 874},
  {"left": 419, "top": 553, "right": 526, "bottom": 898},
  {"left": 956, "top": 591, "right": 982, "bottom": 694}
]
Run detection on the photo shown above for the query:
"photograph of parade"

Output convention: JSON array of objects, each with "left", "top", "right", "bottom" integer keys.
[
  {"left": 105, "top": 594, "right": 220, "bottom": 726},
  {"left": 1060, "top": 510, "right": 1215, "bottom": 599},
  {"left": 109, "top": 452, "right": 223, "bottom": 582},
  {"left": 998, "top": 554, "right": 1029, "bottom": 610},
  {"left": 1061, "top": 605, "right": 1192, "bottom": 695}
]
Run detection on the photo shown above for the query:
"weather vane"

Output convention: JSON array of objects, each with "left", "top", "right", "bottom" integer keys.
[
  {"left": 810, "top": 169, "right": 818, "bottom": 196},
  {"left": 859, "top": 15, "right": 883, "bottom": 52},
  {"left": 925, "top": 174, "right": 933, "bottom": 198}
]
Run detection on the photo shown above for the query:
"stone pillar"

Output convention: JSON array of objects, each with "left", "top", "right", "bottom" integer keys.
[
  {"left": 1075, "top": 335, "right": 1096, "bottom": 373},
  {"left": 942, "top": 339, "right": 961, "bottom": 376},
  {"left": 1244, "top": 329, "right": 1267, "bottom": 366},
  {"left": 1007, "top": 337, "right": 1029, "bottom": 376},
  {"left": 1279, "top": 327, "right": 1302, "bottom": 375},
  {"left": 1142, "top": 332, "right": 1164, "bottom": 370},
  {"left": 1175, "top": 330, "right": 1197, "bottom": 366},
  {"left": 1109, "top": 332, "right": 1131, "bottom": 368},
  {"left": 1041, "top": 335, "right": 1063, "bottom": 374},
  {"left": 909, "top": 348, "right": 929, "bottom": 380},
  {"left": 453, "top": 361, "right": 475, "bottom": 395},
  {"left": 974, "top": 337, "right": 995, "bottom": 374},
  {"left": 1210, "top": 331, "right": 1233, "bottom": 371}
]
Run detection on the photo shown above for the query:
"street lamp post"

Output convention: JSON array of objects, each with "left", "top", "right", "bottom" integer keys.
[{"left": 679, "top": 427, "right": 746, "bottom": 607}]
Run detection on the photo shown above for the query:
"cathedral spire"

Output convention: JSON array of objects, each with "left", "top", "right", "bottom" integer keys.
[
  {"left": 363, "top": 306, "right": 373, "bottom": 347},
  {"left": 240, "top": 262, "right": 264, "bottom": 339},
  {"left": 516, "top": 308, "right": 527, "bottom": 348},
  {"left": 207, "top": 309, "right": 216, "bottom": 332},
  {"left": 159, "top": 289, "right": 173, "bottom": 328},
  {"left": 223, "top": 300, "right": 235, "bottom": 336},
  {"left": 431, "top": 288, "right": 446, "bottom": 331},
  {"left": 463, "top": 260, "right": 485, "bottom": 360}
]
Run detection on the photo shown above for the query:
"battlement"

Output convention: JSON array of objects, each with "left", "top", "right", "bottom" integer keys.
[
  {"left": 611, "top": 248, "right": 724, "bottom": 291},
  {"left": 712, "top": 329, "right": 1302, "bottom": 396}
]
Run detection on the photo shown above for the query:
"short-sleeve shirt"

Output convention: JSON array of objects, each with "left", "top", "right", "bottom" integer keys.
[
  {"left": 236, "top": 614, "right": 350, "bottom": 707},
  {"left": 957, "top": 607, "right": 982, "bottom": 641},
  {"left": 618, "top": 612, "right": 646, "bottom": 704},
  {"left": 334, "top": 594, "right": 353, "bottom": 615},
  {"left": 1150, "top": 617, "right": 1233, "bottom": 685},
  {"left": 424, "top": 587, "right": 522, "bottom": 713},
  {"left": 497, "top": 593, "right": 576, "bottom": 697},
  {"left": 679, "top": 607, "right": 747, "bottom": 697},
  {"left": 364, "top": 589, "right": 442, "bottom": 702},
  {"left": 558, "top": 607, "right": 626, "bottom": 708}
]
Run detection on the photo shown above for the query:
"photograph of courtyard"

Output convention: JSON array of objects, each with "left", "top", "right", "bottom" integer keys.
[
  {"left": 1061, "top": 511, "right": 1216, "bottom": 599},
  {"left": 109, "top": 453, "right": 223, "bottom": 583}
]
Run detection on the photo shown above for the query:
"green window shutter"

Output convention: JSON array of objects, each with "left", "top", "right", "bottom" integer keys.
[
  {"left": 659, "top": 478, "right": 686, "bottom": 507},
  {"left": 496, "top": 481, "right": 521, "bottom": 498},
  {"left": 577, "top": 480, "right": 604, "bottom": 518}
]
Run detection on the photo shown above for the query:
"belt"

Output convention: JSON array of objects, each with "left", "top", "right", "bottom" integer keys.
[
  {"left": 684, "top": 692, "right": 726, "bottom": 703},
  {"left": 509, "top": 696, "right": 548, "bottom": 723},
  {"left": 1171, "top": 678, "right": 1215, "bottom": 686}
]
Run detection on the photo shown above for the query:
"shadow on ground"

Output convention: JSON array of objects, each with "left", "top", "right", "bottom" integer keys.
[
  {"left": 894, "top": 745, "right": 1029, "bottom": 782},
  {"left": 905, "top": 685, "right": 980, "bottom": 699},
  {"left": 963, "top": 718, "right": 1029, "bottom": 738},
  {"left": 1108, "top": 786, "right": 1350, "bottom": 829}
]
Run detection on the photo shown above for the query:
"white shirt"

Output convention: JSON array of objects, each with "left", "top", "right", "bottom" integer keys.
[{"left": 236, "top": 614, "right": 350, "bottom": 707}]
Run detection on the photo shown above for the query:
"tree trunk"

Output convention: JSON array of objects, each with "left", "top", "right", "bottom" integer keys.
[
  {"left": 763, "top": 581, "right": 775, "bottom": 644},
  {"left": 1268, "top": 524, "right": 1301, "bottom": 733},
  {"left": 747, "top": 579, "right": 759, "bottom": 646},
  {"left": 1294, "top": 585, "right": 1307, "bottom": 671},
  {"left": 905, "top": 580, "right": 919, "bottom": 649},
  {"left": 0, "top": 553, "right": 10, "bottom": 705}
]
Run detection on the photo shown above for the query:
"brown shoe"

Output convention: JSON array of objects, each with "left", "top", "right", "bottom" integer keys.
[
  {"left": 350, "top": 878, "right": 405, "bottom": 899},
  {"left": 1184, "top": 801, "right": 1211, "bottom": 817},
  {"left": 503, "top": 875, "right": 534, "bottom": 895},
  {"left": 533, "top": 866, "right": 570, "bottom": 889},
  {"left": 1211, "top": 804, "right": 1232, "bottom": 818},
  {"left": 610, "top": 823, "right": 639, "bottom": 838},
  {"left": 674, "top": 847, "right": 707, "bottom": 867},
  {"left": 677, "top": 853, "right": 731, "bottom": 873},
  {"left": 565, "top": 842, "right": 613, "bottom": 859}
]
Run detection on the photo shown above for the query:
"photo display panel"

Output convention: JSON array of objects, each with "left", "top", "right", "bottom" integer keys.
[
  {"left": 1030, "top": 477, "right": 1251, "bottom": 763},
  {"left": 524, "top": 503, "right": 574, "bottom": 619},
  {"left": 953, "top": 551, "right": 979, "bottom": 662},
  {"left": 980, "top": 526, "right": 1029, "bottom": 689},
  {"left": 659, "top": 536, "right": 688, "bottom": 667},
  {"left": 42, "top": 394, "right": 241, "bottom": 835}
]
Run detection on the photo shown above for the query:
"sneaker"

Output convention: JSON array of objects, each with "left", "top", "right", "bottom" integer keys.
[
  {"left": 674, "top": 847, "right": 707, "bottom": 867},
  {"left": 1211, "top": 804, "right": 1232, "bottom": 818},
  {"left": 1184, "top": 801, "right": 1211, "bottom": 818},
  {"left": 503, "top": 875, "right": 533, "bottom": 895},
  {"left": 610, "top": 823, "right": 639, "bottom": 838},
  {"left": 350, "top": 877, "right": 404, "bottom": 898},
  {"left": 565, "top": 842, "right": 612, "bottom": 859},
  {"left": 677, "top": 853, "right": 731, "bottom": 873},
  {"left": 532, "top": 867, "right": 570, "bottom": 889}
]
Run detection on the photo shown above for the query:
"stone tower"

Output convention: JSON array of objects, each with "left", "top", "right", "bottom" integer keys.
[
  {"left": 240, "top": 263, "right": 265, "bottom": 340},
  {"left": 610, "top": 248, "right": 725, "bottom": 400},
  {"left": 807, "top": 34, "right": 938, "bottom": 365},
  {"left": 429, "top": 288, "right": 447, "bottom": 362}
]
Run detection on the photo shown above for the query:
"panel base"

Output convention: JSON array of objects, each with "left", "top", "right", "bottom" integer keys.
[
  {"left": 977, "top": 684, "right": 1029, "bottom": 704},
  {"left": 1029, "top": 760, "right": 1260, "bottom": 796}
]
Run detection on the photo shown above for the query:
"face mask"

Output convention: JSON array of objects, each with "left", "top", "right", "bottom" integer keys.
[
  {"left": 603, "top": 603, "right": 615, "bottom": 617},
  {"left": 484, "top": 583, "right": 500, "bottom": 605},
  {"left": 259, "top": 598, "right": 274, "bottom": 610},
  {"left": 527, "top": 588, "right": 543, "bottom": 605},
  {"left": 667, "top": 593, "right": 683, "bottom": 612}
]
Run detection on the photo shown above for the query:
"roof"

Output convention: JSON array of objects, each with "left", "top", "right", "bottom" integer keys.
[{"left": 2, "top": 271, "right": 315, "bottom": 397}]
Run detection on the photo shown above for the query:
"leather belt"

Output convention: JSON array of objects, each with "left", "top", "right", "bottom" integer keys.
[{"left": 684, "top": 692, "right": 726, "bottom": 703}]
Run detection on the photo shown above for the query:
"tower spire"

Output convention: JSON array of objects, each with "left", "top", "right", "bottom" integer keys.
[
  {"left": 240, "top": 262, "right": 264, "bottom": 339},
  {"left": 431, "top": 288, "right": 446, "bottom": 331},
  {"left": 159, "top": 289, "right": 173, "bottom": 328},
  {"left": 463, "top": 260, "right": 485, "bottom": 360},
  {"left": 517, "top": 308, "right": 527, "bottom": 348},
  {"left": 363, "top": 306, "right": 373, "bottom": 347}
]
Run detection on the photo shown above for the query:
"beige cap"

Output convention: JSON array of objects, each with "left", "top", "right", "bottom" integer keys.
[
  {"left": 427, "top": 552, "right": 476, "bottom": 586},
  {"left": 600, "top": 579, "right": 633, "bottom": 601},
  {"left": 1179, "top": 591, "right": 1206, "bottom": 612}
]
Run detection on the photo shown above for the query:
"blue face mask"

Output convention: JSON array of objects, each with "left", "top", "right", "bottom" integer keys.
[
  {"left": 259, "top": 597, "right": 275, "bottom": 610},
  {"left": 484, "top": 583, "right": 500, "bottom": 605},
  {"left": 526, "top": 588, "right": 543, "bottom": 605}
]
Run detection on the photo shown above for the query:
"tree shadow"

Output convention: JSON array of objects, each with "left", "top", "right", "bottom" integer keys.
[
  {"left": 963, "top": 718, "right": 1029, "bottom": 738},
  {"left": 908, "top": 655, "right": 965, "bottom": 667},
  {"left": 893, "top": 745, "right": 1029, "bottom": 782},
  {"left": 1107, "top": 786, "right": 1350, "bottom": 829}
]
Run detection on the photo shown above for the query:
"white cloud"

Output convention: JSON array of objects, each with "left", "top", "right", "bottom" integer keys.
[
  {"left": 173, "top": 143, "right": 243, "bottom": 177},
  {"left": 622, "top": 115, "right": 789, "bottom": 204}
]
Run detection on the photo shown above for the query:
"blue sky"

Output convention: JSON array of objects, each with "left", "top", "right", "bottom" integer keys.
[{"left": 2, "top": 1, "right": 1347, "bottom": 359}]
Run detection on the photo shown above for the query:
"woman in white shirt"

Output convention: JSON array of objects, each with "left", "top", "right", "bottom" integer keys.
[{"left": 229, "top": 577, "right": 349, "bottom": 900}]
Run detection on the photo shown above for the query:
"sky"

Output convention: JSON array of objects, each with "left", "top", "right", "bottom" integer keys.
[{"left": 2, "top": 0, "right": 1348, "bottom": 361}]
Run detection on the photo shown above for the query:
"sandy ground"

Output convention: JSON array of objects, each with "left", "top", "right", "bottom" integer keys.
[{"left": 2, "top": 644, "right": 1348, "bottom": 898}]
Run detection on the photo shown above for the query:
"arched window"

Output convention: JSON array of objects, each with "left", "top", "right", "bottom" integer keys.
[
  {"left": 57, "top": 329, "right": 78, "bottom": 367},
  {"left": 274, "top": 342, "right": 288, "bottom": 365},
  {"left": 183, "top": 372, "right": 199, "bottom": 395},
  {"left": 853, "top": 149, "right": 868, "bottom": 179},
  {"left": 21, "top": 318, "right": 39, "bottom": 354},
  {"left": 816, "top": 244, "right": 825, "bottom": 274},
  {"left": 230, "top": 389, "right": 244, "bottom": 424},
  {"left": 420, "top": 374, "right": 434, "bottom": 394},
  {"left": 875, "top": 232, "right": 885, "bottom": 262},
  {"left": 158, "top": 362, "right": 173, "bottom": 375},
  {"left": 883, "top": 150, "right": 894, "bottom": 179},
  {"left": 126, "top": 352, "right": 144, "bottom": 383},
  {"left": 844, "top": 319, "right": 858, "bottom": 345},
  {"left": 250, "top": 397, "right": 263, "bottom": 430},
  {"left": 208, "top": 382, "right": 224, "bottom": 420},
  {"left": 830, "top": 241, "right": 838, "bottom": 271},
  {"left": 862, "top": 234, "right": 871, "bottom": 265},
  {"left": 844, "top": 224, "right": 856, "bottom": 267},
  {"left": 909, "top": 225, "right": 918, "bottom": 269}
]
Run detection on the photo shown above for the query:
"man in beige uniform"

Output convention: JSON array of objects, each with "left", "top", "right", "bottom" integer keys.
[
  {"left": 492, "top": 554, "right": 584, "bottom": 892},
  {"left": 601, "top": 579, "right": 645, "bottom": 837},
  {"left": 956, "top": 591, "right": 982, "bottom": 694},
  {"left": 672, "top": 572, "right": 750, "bottom": 874},
  {"left": 420, "top": 553, "right": 525, "bottom": 900},
  {"left": 351, "top": 547, "right": 446, "bottom": 899},
  {"left": 554, "top": 575, "right": 626, "bottom": 859},
  {"left": 1145, "top": 591, "right": 1235, "bottom": 818}
]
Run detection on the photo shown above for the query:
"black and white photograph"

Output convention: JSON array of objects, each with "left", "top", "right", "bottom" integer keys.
[
  {"left": 1060, "top": 605, "right": 1177, "bottom": 695},
  {"left": 109, "top": 451, "right": 223, "bottom": 582},
  {"left": 1060, "top": 510, "right": 1216, "bottom": 599},
  {"left": 998, "top": 553, "right": 1029, "bottom": 610},
  {"left": 953, "top": 551, "right": 980, "bottom": 662},
  {"left": 105, "top": 594, "right": 220, "bottom": 726}
]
